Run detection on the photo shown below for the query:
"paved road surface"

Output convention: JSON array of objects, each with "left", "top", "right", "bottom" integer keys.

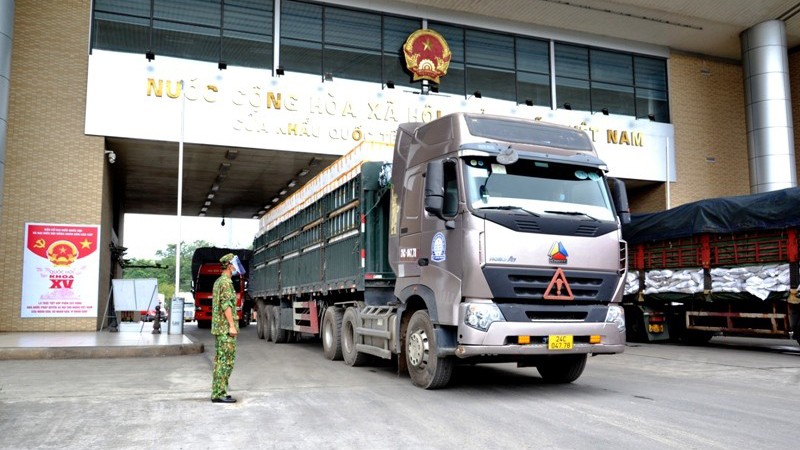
[{"left": 1, "top": 322, "right": 799, "bottom": 449}]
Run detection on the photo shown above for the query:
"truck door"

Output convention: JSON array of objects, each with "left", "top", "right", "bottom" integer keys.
[
  {"left": 419, "top": 159, "right": 464, "bottom": 326},
  {"left": 396, "top": 165, "right": 424, "bottom": 280}
]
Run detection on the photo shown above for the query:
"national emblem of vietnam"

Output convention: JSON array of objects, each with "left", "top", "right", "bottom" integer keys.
[{"left": 403, "top": 29, "right": 451, "bottom": 83}]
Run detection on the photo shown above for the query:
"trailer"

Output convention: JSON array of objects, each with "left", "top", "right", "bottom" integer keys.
[
  {"left": 622, "top": 188, "right": 800, "bottom": 345},
  {"left": 251, "top": 113, "right": 631, "bottom": 388}
]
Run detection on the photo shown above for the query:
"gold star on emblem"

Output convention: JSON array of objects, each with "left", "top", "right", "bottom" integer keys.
[
  {"left": 80, "top": 239, "right": 91, "bottom": 249},
  {"left": 423, "top": 39, "right": 431, "bottom": 51}
]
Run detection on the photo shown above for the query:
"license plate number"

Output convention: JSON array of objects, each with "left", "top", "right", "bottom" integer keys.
[{"left": 548, "top": 335, "right": 573, "bottom": 350}]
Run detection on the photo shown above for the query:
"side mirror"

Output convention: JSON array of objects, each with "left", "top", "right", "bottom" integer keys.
[
  {"left": 424, "top": 161, "right": 446, "bottom": 220},
  {"left": 608, "top": 178, "right": 631, "bottom": 225}
]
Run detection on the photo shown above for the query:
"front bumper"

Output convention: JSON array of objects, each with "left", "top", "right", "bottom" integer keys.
[{"left": 455, "top": 320, "right": 625, "bottom": 358}]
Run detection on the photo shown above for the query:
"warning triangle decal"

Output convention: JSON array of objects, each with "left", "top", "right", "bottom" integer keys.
[{"left": 543, "top": 268, "right": 574, "bottom": 301}]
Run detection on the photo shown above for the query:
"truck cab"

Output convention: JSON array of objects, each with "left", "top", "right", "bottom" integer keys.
[
  {"left": 192, "top": 263, "right": 247, "bottom": 329},
  {"left": 387, "top": 113, "right": 630, "bottom": 387}
]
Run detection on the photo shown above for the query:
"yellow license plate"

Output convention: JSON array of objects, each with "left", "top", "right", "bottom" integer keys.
[{"left": 548, "top": 335, "right": 573, "bottom": 350}]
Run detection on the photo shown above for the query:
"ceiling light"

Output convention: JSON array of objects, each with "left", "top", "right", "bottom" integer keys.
[
  {"left": 211, "top": 184, "right": 220, "bottom": 192},
  {"left": 279, "top": 189, "right": 287, "bottom": 195},
  {"left": 297, "top": 169, "right": 310, "bottom": 177},
  {"left": 252, "top": 214, "right": 259, "bottom": 219},
  {"left": 225, "top": 150, "right": 238, "bottom": 160},
  {"left": 207, "top": 193, "right": 215, "bottom": 200},
  {"left": 272, "top": 197, "right": 279, "bottom": 203},
  {"left": 204, "top": 201, "right": 211, "bottom": 206},
  {"left": 287, "top": 180, "right": 297, "bottom": 187},
  {"left": 219, "top": 162, "right": 231, "bottom": 173}
]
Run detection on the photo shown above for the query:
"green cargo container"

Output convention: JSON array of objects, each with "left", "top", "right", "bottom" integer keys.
[{"left": 250, "top": 162, "right": 394, "bottom": 299}]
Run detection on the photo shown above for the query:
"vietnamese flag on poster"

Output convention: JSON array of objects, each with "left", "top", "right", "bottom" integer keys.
[{"left": 21, "top": 223, "right": 101, "bottom": 318}]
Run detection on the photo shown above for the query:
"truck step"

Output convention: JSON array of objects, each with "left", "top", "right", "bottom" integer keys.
[
  {"left": 356, "top": 327, "right": 390, "bottom": 339},
  {"left": 356, "top": 343, "right": 392, "bottom": 359}
]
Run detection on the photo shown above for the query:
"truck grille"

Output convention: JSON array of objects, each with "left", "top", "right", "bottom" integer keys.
[{"left": 483, "top": 267, "right": 618, "bottom": 304}]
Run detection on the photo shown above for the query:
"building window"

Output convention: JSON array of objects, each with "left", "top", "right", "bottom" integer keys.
[
  {"left": 281, "top": 1, "right": 418, "bottom": 85},
  {"left": 555, "top": 43, "right": 669, "bottom": 122},
  {"left": 91, "top": 0, "right": 274, "bottom": 70}
]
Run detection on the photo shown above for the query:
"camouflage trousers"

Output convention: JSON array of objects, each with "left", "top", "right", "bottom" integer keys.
[{"left": 211, "top": 334, "right": 237, "bottom": 399}]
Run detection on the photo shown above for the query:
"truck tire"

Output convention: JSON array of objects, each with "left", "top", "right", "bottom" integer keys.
[
  {"left": 270, "top": 305, "right": 289, "bottom": 343},
  {"left": 264, "top": 305, "right": 273, "bottom": 342},
  {"left": 256, "top": 303, "right": 265, "bottom": 339},
  {"left": 322, "top": 306, "right": 343, "bottom": 361},
  {"left": 197, "top": 320, "right": 211, "bottom": 329},
  {"left": 405, "top": 310, "right": 453, "bottom": 389},
  {"left": 536, "top": 354, "right": 587, "bottom": 383},
  {"left": 342, "top": 307, "right": 369, "bottom": 366}
]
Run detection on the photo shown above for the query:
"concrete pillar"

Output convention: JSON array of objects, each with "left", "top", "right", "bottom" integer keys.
[
  {"left": 741, "top": 20, "right": 797, "bottom": 193},
  {"left": 0, "top": 0, "right": 13, "bottom": 218}
]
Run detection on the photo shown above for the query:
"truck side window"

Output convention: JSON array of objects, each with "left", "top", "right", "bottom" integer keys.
[{"left": 443, "top": 160, "right": 458, "bottom": 217}]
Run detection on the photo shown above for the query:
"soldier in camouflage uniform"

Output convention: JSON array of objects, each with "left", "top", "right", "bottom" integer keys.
[{"left": 211, "top": 253, "right": 240, "bottom": 403}]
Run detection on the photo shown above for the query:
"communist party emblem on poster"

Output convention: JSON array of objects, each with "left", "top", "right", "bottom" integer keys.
[{"left": 403, "top": 29, "right": 451, "bottom": 83}]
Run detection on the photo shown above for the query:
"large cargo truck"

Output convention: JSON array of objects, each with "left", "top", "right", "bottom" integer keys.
[
  {"left": 250, "top": 113, "right": 631, "bottom": 389},
  {"left": 191, "top": 247, "right": 253, "bottom": 329},
  {"left": 622, "top": 188, "right": 800, "bottom": 345}
]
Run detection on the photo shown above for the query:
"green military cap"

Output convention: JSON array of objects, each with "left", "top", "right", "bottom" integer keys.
[{"left": 220, "top": 253, "right": 235, "bottom": 265}]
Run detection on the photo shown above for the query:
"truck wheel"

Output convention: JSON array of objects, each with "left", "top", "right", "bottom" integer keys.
[
  {"left": 405, "top": 310, "right": 453, "bottom": 389},
  {"left": 270, "top": 305, "right": 289, "bottom": 343},
  {"left": 197, "top": 320, "right": 211, "bottom": 329},
  {"left": 256, "top": 304, "right": 265, "bottom": 339},
  {"left": 536, "top": 354, "right": 587, "bottom": 383},
  {"left": 322, "top": 306, "right": 343, "bottom": 361},
  {"left": 264, "top": 305, "right": 273, "bottom": 342},
  {"left": 342, "top": 307, "right": 369, "bottom": 366}
]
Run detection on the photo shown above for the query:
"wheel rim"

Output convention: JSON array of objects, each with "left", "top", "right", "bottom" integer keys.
[
  {"left": 323, "top": 317, "right": 333, "bottom": 348},
  {"left": 407, "top": 329, "right": 429, "bottom": 368},
  {"left": 343, "top": 321, "right": 353, "bottom": 353}
]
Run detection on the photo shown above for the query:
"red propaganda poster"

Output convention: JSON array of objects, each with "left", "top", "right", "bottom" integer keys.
[{"left": 21, "top": 223, "right": 101, "bottom": 318}]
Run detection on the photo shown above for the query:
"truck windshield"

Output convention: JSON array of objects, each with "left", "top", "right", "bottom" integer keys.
[
  {"left": 464, "top": 156, "right": 615, "bottom": 222},
  {"left": 195, "top": 274, "right": 242, "bottom": 293}
]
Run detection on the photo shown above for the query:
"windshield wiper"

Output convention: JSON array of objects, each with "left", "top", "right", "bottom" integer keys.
[
  {"left": 544, "top": 210, "right": 600, "bottom": 222},
  {"left": 478, "top": 206, "right": 540, "bottom": 217}
]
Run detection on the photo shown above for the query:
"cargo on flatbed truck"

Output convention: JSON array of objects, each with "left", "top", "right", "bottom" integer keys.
[
  {"left": 191, "top": 247, "right": 254, "bottom": 329},
  {"left": 622, "top": 188, "right": 800, "bottom": 345},
  {"left": 250, "top": 113, "right": 631, "bottom": 389}
]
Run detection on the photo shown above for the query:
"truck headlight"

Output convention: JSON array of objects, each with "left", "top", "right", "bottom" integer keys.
[
  {"left": 605, "top": 305, "right": 625, "bottom": 332},
  {"left": 464, "top": 303, "right": 505, "bottom": 332}
]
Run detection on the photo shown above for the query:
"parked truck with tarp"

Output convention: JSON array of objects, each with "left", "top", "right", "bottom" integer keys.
[
  {"left": 250, "top": 113, "right": 631, "bottom": 389},
  {"left": 191, "top": 247, "right": 253, "bottom": 329},
  {"left": 622, "top": 188, "right": 800, "bottom": 345}
]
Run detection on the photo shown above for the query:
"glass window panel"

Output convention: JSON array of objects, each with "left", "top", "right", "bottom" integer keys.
[
  {"left": 590, "top": 49, "right": 632, "bottom": 85},
  {"left": 224, "top": 3, "right": 272, "bottom": 34},
  {"left": 154, "top": 0, "right": 221, "bottom": 28},
  {"left": 428, "top": 22, "right": 464, "bottom": 62},
  {"left": 324, "top": 8, "right": 381, "bottom": 50},
  {"left": 517, "top": 71, "right": 550, "bottom": 106},
  {"left": 634, "top": 56, "right": 667, "bottom": 90},
  {"left": 556, "top": 76, "right": 589, "bottom": 110},
  {"left": 94, "top": 0, "right": 150, "bottom": 17},
  {"left": 324, "top": 47, "right": 382, "bottom": 83},
  {"left": 636, "top": 88, "right": 669, "bottom": 122},
  {"left": 555, "top": 43, "right": 588, "bottom": 79},
  {"left": 222, "top": 31, "right": 273, "bottom": 69},
  {"left": 438, "top": 62, "right": 464, "bottom": 95},
  {"left": 281, "top": 39, "right": 322, "bottom": 75},
  {"left": 466, "top": 30, "right": 513, "bottom": 70},
  {"left": 93, "top": 16, "right": 150, "bottom": 53},
  {"left": 467, "top": 67, "right": 515, "bottom": 101},
  {"left": 591, "top": 81, "right": 634, "bottom": 115},
  {"left": 281, "top": 0, "right": 322, "bottom": 42},
  {"left": 516, "top": 37, "right": 549, "bottom": 74},
  {"left": 153, "top": 21, "right": 219, "bottom": 62}
]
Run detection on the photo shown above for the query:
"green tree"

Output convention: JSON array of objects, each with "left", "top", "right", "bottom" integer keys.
[{"left": 123, "top": 240, "right": 214, "bottom": 307}]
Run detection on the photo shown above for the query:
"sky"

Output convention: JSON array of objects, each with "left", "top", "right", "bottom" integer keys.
[{"left": 122, "top": 213, "right": 259, "bottom": 260}]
